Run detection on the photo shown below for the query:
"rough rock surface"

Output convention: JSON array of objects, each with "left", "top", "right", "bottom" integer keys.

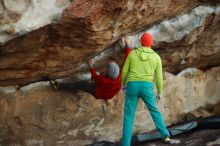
[
  {"left": 0, "top": 1, "right": 220, "bottom": 146},
  {"left": 0, "top": 0, "right": 71, "bottom": 43},
  {"left": 124, "top": 5, "right": 220, "bottom": 73},
  {"left": 0, "top": 0, "right": 219, "bottom": 86},
  {"left": 0, "top": 66, "right": 219, "bottom": 146}
]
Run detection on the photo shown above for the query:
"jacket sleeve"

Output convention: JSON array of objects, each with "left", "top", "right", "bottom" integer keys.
[
  {"left": 125, "top": 47, "right": 132, "bottom": 60},
  {"left": 121, "top": 53, "right": 131, "bottom": 86},
  {"left": 89, "top": 67, "right": 102, "bottom": 82},
  {"left": 120, "top": 47, "right": 132, "bottom": 76},
  {"left": 155, "top": 55, "right": 163, "bottom": 94}
]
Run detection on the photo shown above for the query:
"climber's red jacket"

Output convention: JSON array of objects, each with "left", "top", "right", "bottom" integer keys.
[
  {"left": 89, "top": 67, "right": 121, "bottom": 99},
  {"left": 124, "top": 47, "right": 132, "bottom": 62},
  {"left": 89, "top": 47, "right": 132, "bottom": 99}
]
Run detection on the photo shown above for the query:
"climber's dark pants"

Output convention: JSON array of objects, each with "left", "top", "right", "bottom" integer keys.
[{"left": 58, "top": 80, "right": 96, "bottom": 96}]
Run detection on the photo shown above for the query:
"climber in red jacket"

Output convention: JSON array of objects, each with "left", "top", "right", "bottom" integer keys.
[
  {"left": 50, "top": 37, "right": 132, "bottom": 99},
  {"left": 87, "top": 59, "right": 121, "bottom": 99},
  {"left": 86, "top": 37, "right": 132, "bottom": 99},
  {"left": 50, "top": 60, "right": 121, "bottom": 99},
  {"left": 87, "top": 37, "right": 132, "bottom": 99}
]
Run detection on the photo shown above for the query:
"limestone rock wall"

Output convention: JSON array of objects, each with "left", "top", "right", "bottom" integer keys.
[
  {"left": 0, "top": 0, "right": 71, "bottom": 43},
  {"left": 0, "top": 66, "right": 219, "bottom": 146},
  {"left": 73, "top": 4, "right": 220, "bottom": 80},
  {"left": 0, "top": 1, "right": 220, "bottom": 146},
  {"left": 0, "top": 0, "right": 219, "bottom": 86}
]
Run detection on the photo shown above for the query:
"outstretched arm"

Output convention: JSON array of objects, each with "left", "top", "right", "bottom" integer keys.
[
  {"left": 155, "top": 56, "right": 163, "bottom": 94},
  {"left": 120, "top": 36, "right": 132, "bottom": 75},
  {"left": 88, "top": 59, "right": 101, "bottom": 82}
]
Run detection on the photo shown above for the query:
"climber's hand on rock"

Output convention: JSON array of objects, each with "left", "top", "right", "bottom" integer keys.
[
  {"left": 124, "top": 36, "right": 132, "bottom": 48},
  {"left": 120, "top": 36, "right": 132, "bottom": 48},
  {"left": 88, "top": 58, "right": 93, "bottom": 67}
]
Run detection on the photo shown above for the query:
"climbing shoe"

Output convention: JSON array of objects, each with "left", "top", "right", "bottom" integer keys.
[
  {"left": 163, "top": 137, "right": 171, "bottom": 144},
  {"left": 50, "top": 80, "right": 58, "bottom": 90}
]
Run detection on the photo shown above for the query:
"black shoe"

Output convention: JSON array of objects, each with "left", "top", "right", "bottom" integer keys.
[{"left": 50, "top": 80, "right": 58, "bottom": 90}]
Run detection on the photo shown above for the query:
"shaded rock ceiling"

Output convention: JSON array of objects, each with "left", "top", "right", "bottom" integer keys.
[{"left": 0, "top": 0, "right": 219, "bottom": 86}]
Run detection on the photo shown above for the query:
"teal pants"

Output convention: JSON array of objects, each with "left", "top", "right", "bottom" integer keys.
[{"left": 121, "top": 81, "right": 170, "bottom": 146}]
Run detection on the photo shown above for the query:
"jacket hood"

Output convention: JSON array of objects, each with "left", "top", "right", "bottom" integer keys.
[{"left": 135, "top": 47, "right": 155, "bottom": 61}]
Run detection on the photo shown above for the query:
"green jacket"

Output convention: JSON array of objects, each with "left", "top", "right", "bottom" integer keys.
[{"left": 121, "top": 47, "right": 163, "bottom": 94}]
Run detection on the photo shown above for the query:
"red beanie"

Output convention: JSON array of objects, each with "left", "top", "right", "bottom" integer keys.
[{"left": 141, "top": 33, "right": 153, "bottom": 47}]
